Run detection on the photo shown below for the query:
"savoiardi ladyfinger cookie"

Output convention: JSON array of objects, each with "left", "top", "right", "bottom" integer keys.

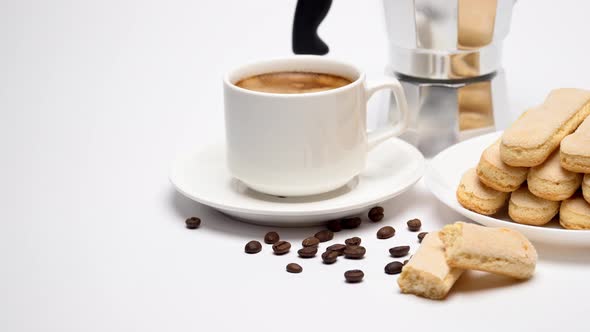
[
  {"left": 508, "top": 185, "right": 560, "bottom": 226},
  {"left": 500, "top": 88, "right": 590, "bottom": 167},
  {"left": 439, "top": 222, "right": 537, "bottom": 279},
  {"left": 561, "top": 115, "right": 590, "bottom": 173},
  {"left": 457, "top": 168, "right": 509, "bottom": 215},
  {"left": 527, "top": 150, "right": 581, "bottom": 201},
  {"left": 560, "top": 195, "right": 590, "bottom": 230},
  {"left": 476, "top": 140, "right": 528, "bottom": 192},
  {"left": 397, "top": 232, "right": 464, "bottom": 300},
  {"left": 583, "top": 174, "right": 590, "bottom": 204}
]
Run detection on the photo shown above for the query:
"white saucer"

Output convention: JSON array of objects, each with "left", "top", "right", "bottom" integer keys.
[
  {"left": 425, "top": 131, "right": 590, "bottom": 246},
  {"left": 169, "top": 137, "right": 425, "bottom": 226}
]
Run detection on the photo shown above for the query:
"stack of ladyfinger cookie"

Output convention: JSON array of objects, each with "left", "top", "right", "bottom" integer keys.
[
  {"left": 457, "top": 88, "right": 590, "bottom": 230},
  {"left": 398, "top": 222, "right": 537, "bottom": 300}
]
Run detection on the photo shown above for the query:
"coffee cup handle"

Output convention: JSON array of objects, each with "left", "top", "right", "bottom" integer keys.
[{"left": 365, "top": 78, "right": 409, "bottom": 150}]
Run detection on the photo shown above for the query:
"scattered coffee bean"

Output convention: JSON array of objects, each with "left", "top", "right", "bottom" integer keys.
[
  {"left": 321, "top": 250, "right": 339, "bottom": 264},
  {"left": 245, "top": 240, "right": 262, "bottom": 254},
  {"left": 377, "top": 226, "right": 395, "bottom": 239},
  {"left": 302, "top": 236, "right": 320, "bottom": 247},
  {"left": 344, "top": 245, "right": 366, "bottom": 259},
  {"left": 368, "top": 206, "right": 384, "bottom": 222},
  {"left": 298, "top": 246, "right": 318, "bottom": 258},
  {"left": 407, "top": 218, "right": 422, "bottom": 232},
  {"left": 185, "top": 217, "right": 201, "bottom": 229},
  {"left": 286, "top": 263, "right": 303, "bottom": 273},
  {"left": 341, "top": 217, "right": 362, "bottom": 229},
  {"left": 272, "top": 240, "right": 291, "bottom": 255},
  {"left": 326, "top": 243, "right": 346, "bottom": 255},
  {"left": 384, "top": 261, "right": 404, "bottom": 275},
  {"left": 418, "top": 232, "right": 428, "bottom": 243},
  {"left": 370, "top": 206, "right": 384, "bottom": 214},
  {"left": 264, "top": 231, "right": 280, "bottom": 244},
  {"left": 389, "top": 245, "right": 410, "bottom": 257},
  {"left": 314, "top": 230, "right": 334, "bottom": 242},
  {"left": 344, "top": 269, "right": 364, "bottom": 283},
  {"left": 345, "top": 237, "right": 361, "bottom": 246},
  {"left": 327, "top": 220, "right": 342, "bottom": 232},
  {"left": 370, "top": 213, "right": 384, "bottom": 222},
  {"left": 403, "top": 259, "right": 409, "bottom": 265}
]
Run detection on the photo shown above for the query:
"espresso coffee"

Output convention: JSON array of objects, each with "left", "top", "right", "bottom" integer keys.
[{"left": 235, "top": 71, "right": 352, "bottom": 94}]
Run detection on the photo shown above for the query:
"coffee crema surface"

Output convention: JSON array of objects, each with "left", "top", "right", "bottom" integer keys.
[{"left": 235, "top": 71, "right": 352, "bottom": 94}]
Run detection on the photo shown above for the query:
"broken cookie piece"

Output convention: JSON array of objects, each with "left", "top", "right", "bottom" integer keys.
[
  {"left": 439, "top": 222, "right": 537, "bottom": 279},
  {"left": 397, "top": 232, "right": 464, "bottom": 300}
]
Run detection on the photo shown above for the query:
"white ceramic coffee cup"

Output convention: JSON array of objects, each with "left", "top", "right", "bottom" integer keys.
[{"left": 223, "top": 55, "right": 409, "bottom": 196}]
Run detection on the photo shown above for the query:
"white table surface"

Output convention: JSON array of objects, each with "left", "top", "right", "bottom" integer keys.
[{"left": 2, "top": 0, "right": 590, "bottom": 331}]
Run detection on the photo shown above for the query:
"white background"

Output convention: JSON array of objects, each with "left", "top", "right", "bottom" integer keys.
[{"left": 2, "top": 0, "right": 590, "bottom": 331}]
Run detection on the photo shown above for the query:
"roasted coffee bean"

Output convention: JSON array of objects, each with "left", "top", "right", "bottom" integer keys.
[
  {"left": 377, "top": 226, "right": 395, "bottom": 239},
  {"left": 321, "top": 250, "right": 339, "bottom": 264},
  {"left": 370, "top": 213, "right": 384, "bottom": 222},
  {"left": 407, "top": 218, "right": 422, "bottom": 232},
  {"left": 368, "top": 206, "right": 384, "bottom": 222},
  {"left": 341, "top": 217, "right": 362, "bottom": 229},
  {"left": 314, "top": 230, "right": 334, "bottom": 242},
  {"left": 344, "top": 245, "right": 366, "bottom": 259},
  {"left": 345, "top": 237, "right": 361, "bottom": 246},
  {"left": 344, "top": 269, "right": 364, "bottom": 283},
  {"left": 264, "top": 231, "right": 280, "bottom": 244},
  {"left": 327, "top": 220, "right": 342, "bottom": 232},
  {"left": 244, "top": 240, "right": 262, "bottom": 254},
  {"left": 418, "top": 232, "right": 428, "bottom": 243},
  {"left": 302, "top": 236, "right": 320, "bottom": 247},
  {"left": 326, "top": 243, "right": 346, "bottom": 255},
  {"left": 371, "top": 206, "right": 384, "bottom": 214},
  {"left": 298, "top": 246, "right": 318, "bottom": 258},
  {"left": 272, "top": 240, "right": 291, "bottom": 255},
  {"left": 384, "top": 261, "right": 404, "bottom": 275},
  {"left": 286, "top": 263, "right": 303, "bottom": 273},
  {"left": 389, "top": 245, "right": 410, "bottom": 257},
  {"left": 185, "top": 217, "right": 201, "bottom": 229}
]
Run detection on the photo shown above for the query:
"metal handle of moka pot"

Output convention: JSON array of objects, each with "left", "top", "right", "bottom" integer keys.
[{"left": 292, "top": 0, "right": 332, "bottom": 55}]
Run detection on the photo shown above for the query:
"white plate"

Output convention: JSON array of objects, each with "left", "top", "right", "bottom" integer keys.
[
  {"left": 170, "top": 137, "right": 425, "bottom": 226},
  {"left": 425, "top": 131, "right": 590, "bottom": 246}
]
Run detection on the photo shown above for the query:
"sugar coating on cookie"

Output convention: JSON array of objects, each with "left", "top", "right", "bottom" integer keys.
[
  {"left": 457, "top": 168, "right": 509, "bottom": 215},
  {"left": 398, "top": 232, "right": 464, "bottom": 300},
  {"left": 560, "top": 196, "right": 590, "bottom": 230},
  {"left": 508, "top": 186, "right": 560, "bottom": 226},
  {"left": 561, "top": 115, "right": 590, "bottom": 173},
  {"left": 501, "top": 88, "right": 590, "bottom": 167},
  {"left": 439, "top": 222, "right": 537, "bottom": 279},
  {"left": 477, "top": 140, "right": 528, "bottom": 192},
  {"left": 583, "top": 174, "right": 590, "bottom": 204},
  {"left": 527, "top": 150, "right": 581, "bottom": 201}
]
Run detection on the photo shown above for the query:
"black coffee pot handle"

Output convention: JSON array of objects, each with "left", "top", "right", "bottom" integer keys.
[{"left": 292, "top": 0, "right": 332, "bottom": 55}]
